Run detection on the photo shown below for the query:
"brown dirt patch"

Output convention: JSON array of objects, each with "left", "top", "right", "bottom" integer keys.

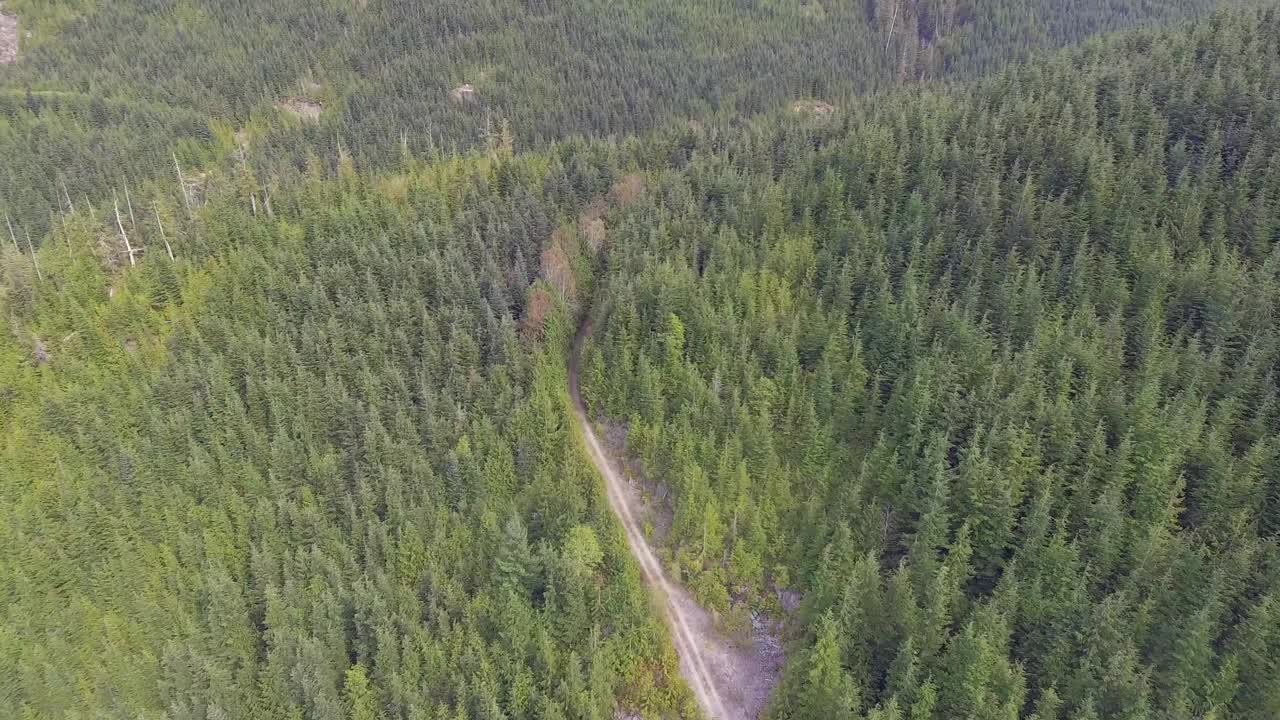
[
  {"left": 580, "top": 218, "right": 606, "bottom": 253},
  {"left": 574, "top": 174, "right": 646, "bottom": 252},
  {"left": 524, "top": 285, "right": 554, "bottom": 337},
  {"left": 375, "top": 174, "right": 411, "bottom": 203},
  {"left": 608, "top": 173, "right": 647, "bottom": 207},
  {"left": 450, "top": 83, "right": 478, "bottom": 103},
  {"left": 94, "top": 230, "right": 131, "bottom": 274},
  {"left": 800, "top": 1, "right": 827, "bottom": 20},
  {"left": 0, "top": 9, "right": 18, "bottom": 65},
  {"left": 601, "top": 422, "right": 673, "bottom": 542},
  {"left": 539, "top": 227, "right": 577, "bottom": 305},
  {"left": 569, "top": 349, "right": 785, "bottom": 719},
  {"left": 791, "top": 98, "right": 835, "bottom": 116},
  {"left": 276, "top": 98, "right": 323, "bottom": 122},
  {"left": 579, "top": 197, "right": 609, "bottom": 226}
]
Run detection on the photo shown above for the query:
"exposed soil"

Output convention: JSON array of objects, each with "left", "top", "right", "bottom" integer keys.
[
  {"left": 800, "top": 1, "right": 828, "bottom": 20},
  {"left": 0, "top": 8, "right": 18, "bottom": 65},
  {"left": 575, "top": 174, "right": 645, "bottom": 253},
  {"left": 608, "top": 173, "right": 647, "bottom": 207},
  {"left": 276, "top": 97, "right": 323, "bottom": 122},
  {"left": 604, "top": 420, "right": 803, "bottom": 618},
  {"left": 791, "top": 98, "right": 836, "bottom": 116},
  {"left": 579, "top": 197, "right": 609, "bottom": 226},
  {"left": 571, "top": 323, "right": 783, "bottom": 720},
  {"left": 450, "top": 83, "right": 478, "bottom": 103},
  {"left": 599, "top": 423, "right": 671, "bottom": 541},
  {"left": 540, "top": 227, "right": 578, "bottom": 307},
  {"left": 580, "top": 217, "right": 606, "bottom": 253}
]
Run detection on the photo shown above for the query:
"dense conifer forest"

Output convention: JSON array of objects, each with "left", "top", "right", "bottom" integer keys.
[
  {"left": 581, "top": 8, "right": 1280, "bottom": 719},
  {"left": 1, "top": 141, "right": 707, "bottom": 718},
  {"left": 2, "top": 1, "right": 1280, "bottom": 719},
  {"left": 0, "top": 0, "right": 1239, "bottom": 235}
]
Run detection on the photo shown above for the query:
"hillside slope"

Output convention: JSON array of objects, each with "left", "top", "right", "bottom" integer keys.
[
  {"left": 0, "top": 148, "right": 699, "bottom": 719},
  {"left": 2, "top": 5, "right": 1280, "bottom": 720},
  {"left": 579, "top": 7, "right": 1280, "bottom": 719},
  {"left": 0, "top": 0, "right": 1242, "bottom": 234}
]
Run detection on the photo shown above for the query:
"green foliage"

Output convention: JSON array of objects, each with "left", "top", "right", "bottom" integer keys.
[
  {"left": 561, "top": 525, "right": 604, "bottom": 581},
  {"left": 583, "top": 6, "right": 1280, "bottom": 719},
  {"left": 344, "top": 665, "right": 380, "bottom": 720},
  {"left": 496, "top": 512, "right": 536, "bottom": 594},
  {"left": 4, "top": 2, "right": 1280, "bottom": 718},
  {"left": 0, "top": 0, "right": 1240, "bottom": 235},
  {"left": 0, "top": 147, "right": 693, "bottom": 719}
]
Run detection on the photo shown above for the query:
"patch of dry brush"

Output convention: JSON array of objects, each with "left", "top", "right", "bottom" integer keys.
[{"left": 0, "top": 8, "right": 19, "bottom": 65}]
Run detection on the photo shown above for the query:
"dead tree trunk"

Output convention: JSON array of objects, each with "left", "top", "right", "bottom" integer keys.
[
  {"left": 5, "top": 212, "right": 18, "bottom": 254},
  {"left": 124, "top": 183, "right": 139, "bottom": 231},
  {"left": 23, "top": 226, "right": 42, "bottom": 281},
  {"left": 174, "top": 152, "right": 192, "bottom": 219},
  {"left": 884, "top": 0, "right": 900, "bottom": 52},
  {"left": 153, "top": 201, "right": 174, "bottom": 261},
  {"left": 61, "top": 178, "right": 76, "bottom": 214},
  {"left": 114, "top": 190, "right": 136, "bottom": 267}
]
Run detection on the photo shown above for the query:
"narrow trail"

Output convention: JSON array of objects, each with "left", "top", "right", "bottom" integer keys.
[{"left": 569, "top": 321, "right": 781, "bottom": 720}]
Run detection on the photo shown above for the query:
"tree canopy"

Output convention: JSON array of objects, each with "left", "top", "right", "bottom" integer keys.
[
  {"left": 2, "top": 2, "right": 1279, "bottom": 719},
  {"left": 581, "top": 7, "right": 1280, "bottom": 719}
]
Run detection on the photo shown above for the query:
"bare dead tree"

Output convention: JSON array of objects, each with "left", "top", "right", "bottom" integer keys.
[
  {"left": 52, "top": 183, "right": 64, "bottom": 220},
  {"left": 898, "top": 32, "right": 913, "bottom": 84},
  {"left": 124, "top": 182, "right": 139, "bottom": 230},
  {"left": 61, "top": 178, "right": 76, "bottom": 214},
  {"left": 49, "top": 188, "right": 71, "bottom": 251},
  {"left": 173, "top": 152, "right": 192, "bottom": 218},
  {"left": 152, "top": 201, "right": 174, "bottom": 261},
  {"left": 5, "top": 212, "right": 19, "bottom": 254},
  {"left": 884, "top": 0, "right": 900, "bottom": 52},
  {"left": 113, "top": 190, "right": 136, "bottom": 267},
  {"left": 235, "top": 144, "right": 258, "bottom": 216},
  {"left": 23, "top": 227, "right": 42, "bottom": 281}
]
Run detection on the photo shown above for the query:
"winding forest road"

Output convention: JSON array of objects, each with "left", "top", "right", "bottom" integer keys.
[{"left": 570, "top": 322, "right": 780, "bottom": 720}]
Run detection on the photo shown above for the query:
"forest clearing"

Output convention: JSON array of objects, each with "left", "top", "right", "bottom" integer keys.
[
  {"left": 571, "top": 323, "right": 783, "bottom": 719},
  {"left": 0, "top": 6, "right": 17, "bottom": 65}
]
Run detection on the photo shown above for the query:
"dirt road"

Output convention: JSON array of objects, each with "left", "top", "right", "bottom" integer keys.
[{"left": 569, "top": 323, "right": 781, "bottom": 720}]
